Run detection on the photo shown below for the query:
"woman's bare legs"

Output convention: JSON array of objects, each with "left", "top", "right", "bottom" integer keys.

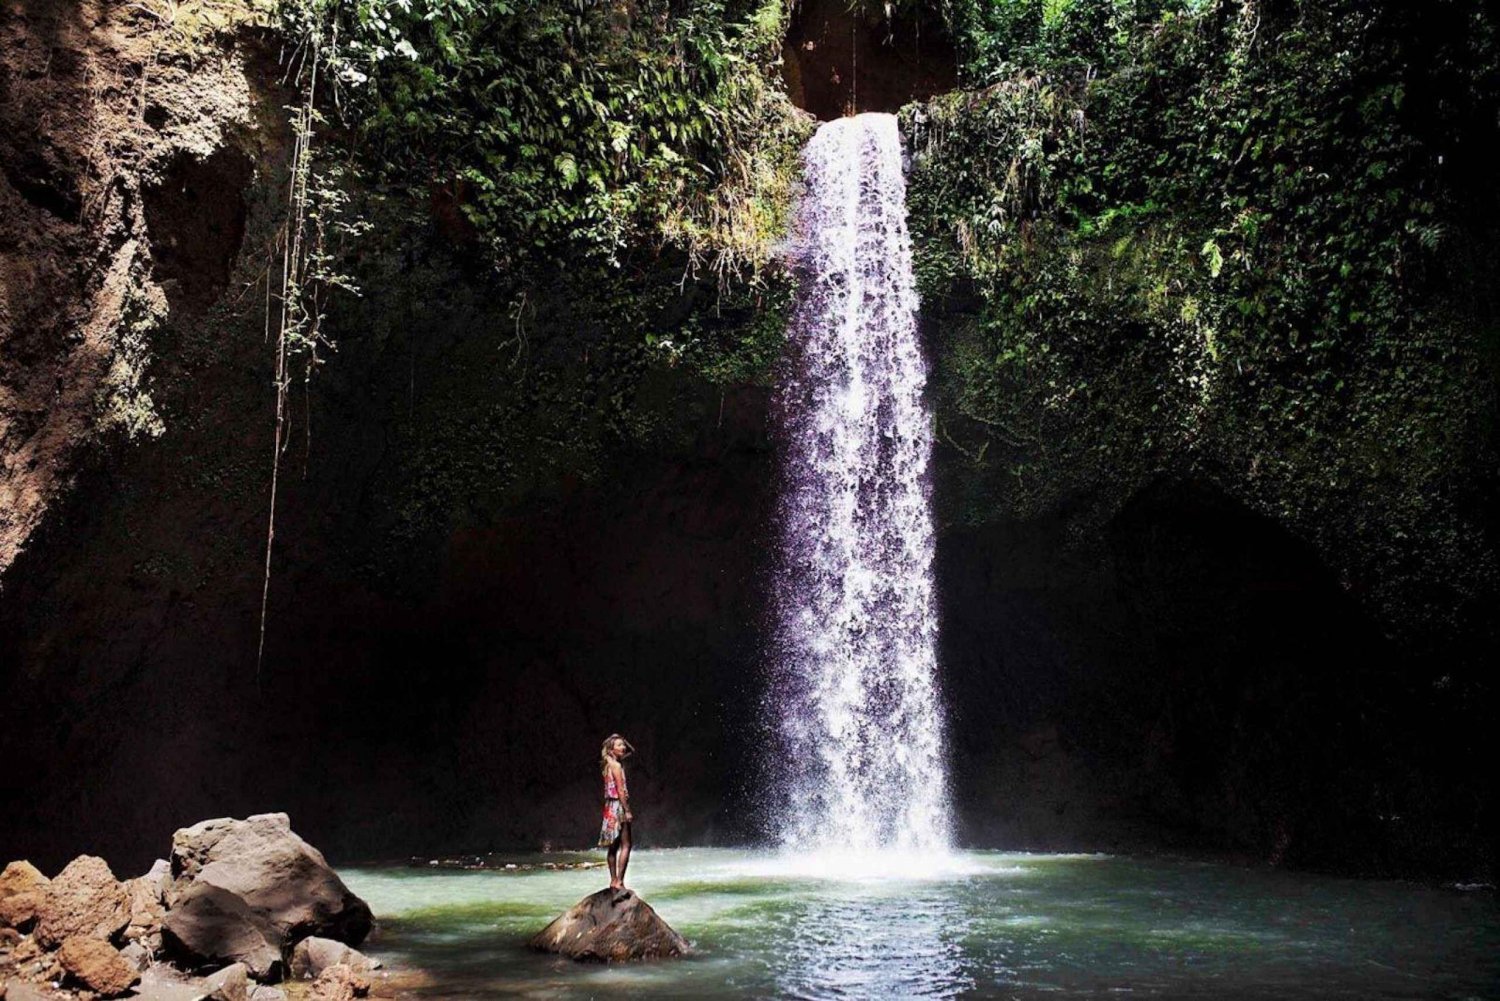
[
  {"left": 616, "top": 823, "right": 632, "bottom": 888},
  {"left": 607, "top": 841, "right": 620, "bottom": 888}
]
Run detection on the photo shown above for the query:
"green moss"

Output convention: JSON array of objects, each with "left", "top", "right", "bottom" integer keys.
[{"left": 904, "top": 0, "right": 1500, "bottom": 636}]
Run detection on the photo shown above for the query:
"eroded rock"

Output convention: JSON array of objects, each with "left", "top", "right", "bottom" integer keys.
[
  {"left": 57, "top": 936, "right": 140, "bottom": 997},
  {"left": 0, "top": 864, "right": 47, "bottom": 904},
  {"left": 34, "top": 856, "right": 129, "bottom": 948},
  {"left": 528, "top": 888, "right": 688, "bottom": 962},
  {"left": 0, "top": 892, "right": 41, "bottom": 932},
  {"left": 0, "top": 863, "right": 48, "bottom": 933}
]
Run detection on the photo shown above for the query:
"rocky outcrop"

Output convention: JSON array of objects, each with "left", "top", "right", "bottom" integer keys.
[
  {"left": 33, "top": 857, "right": 129, "bottom": 948},
  {"left": 56, "top": 936, "right": 139, "bottom": 997},
  {"left": 162, "top": 814, "right": 372, "bottom": 981},
  {"left": 0, "top": 0, "right": 267, "bottom": 577},
  {"left": 529, "top": 888, "right": 689, "bottom": 962},
  {"left": 0, "top": 816, "right": 379, "bottom": 1000}
]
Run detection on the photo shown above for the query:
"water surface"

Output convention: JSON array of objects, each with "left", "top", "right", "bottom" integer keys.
[{"left": 342, "top": 848, "right": 1499, "bottom": 999}]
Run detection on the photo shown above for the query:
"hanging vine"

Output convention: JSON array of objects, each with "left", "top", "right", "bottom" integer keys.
[{"left": 258, "top": 12, "right": 368, "bottom": 675}]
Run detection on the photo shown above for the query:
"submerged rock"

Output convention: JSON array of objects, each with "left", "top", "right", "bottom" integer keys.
[
  {"left": 528, "top": 888, "right": 688, "bottom": 962},
  {"left": 163, "top": 814, "right": 372, "bottom": 982}
]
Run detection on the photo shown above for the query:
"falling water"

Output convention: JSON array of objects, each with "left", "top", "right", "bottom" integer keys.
[{"left": 770, "top": 112, "right": 952, "bottom": 857}]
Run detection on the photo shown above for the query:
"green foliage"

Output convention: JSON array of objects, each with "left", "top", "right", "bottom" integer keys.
[
  {"left": 942, "top": 0, "right": 1209, "bottom": 85},
  {"left": 281, "top": 0, "right": 807, "bottom": 275},
  {"left": 904, "top": 0, "right": 1500, "bottom": 633}
]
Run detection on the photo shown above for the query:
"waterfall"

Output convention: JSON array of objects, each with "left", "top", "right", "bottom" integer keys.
[{"left": 769, "top": 113, "right": 952, "bottom": 857}]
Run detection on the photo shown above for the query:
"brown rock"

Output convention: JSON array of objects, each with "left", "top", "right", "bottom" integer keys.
[
  {"left": 0, "top": 864, "right": 48, "bottom": 904},
  {"left": 2, "top": 979, "right": 51, "bottom": 1001},
  {"left": 34, "top": 857, "right": 129, "bottom": 948},
  {"left": 528, "top": 888, "right": 689, "bottom": 962},
  {"left": 0, "top": 927, "right": 21, "bottom": 948},
  {"left": 0, "top": 864, "right": 48, "bottom": 934},
  {"left": 0, "top": 892, "right": 41, "bottom": 932},
  {"left": 57, "top": 937, "right": 140, "bottom": 997},
  {"left": 307, "top": 964, "right": 368, "bottom": 1001},
  {"left": 122, "top": 873, "right": 166, "bottom": 948}
]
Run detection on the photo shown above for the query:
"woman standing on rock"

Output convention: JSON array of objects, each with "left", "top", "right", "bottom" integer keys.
[{"left": 599, "top": 734, "right": 634, "bottom": 889}]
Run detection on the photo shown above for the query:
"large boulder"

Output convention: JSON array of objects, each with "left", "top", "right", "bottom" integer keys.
[
  {"left": 57, "top": 936, "right": 141, "bottom": 997},
  {"left": 528, "top": 888, "right": 688, "bottom": 962},
  {"left": 34, "top": 856, "right": 130, "bottom": 947},
  {"left": 162, "top": 814, "right": 371, "bottom": 982},
  {"left": 0, "top": 862, "right": 48, "bottom": 932}
]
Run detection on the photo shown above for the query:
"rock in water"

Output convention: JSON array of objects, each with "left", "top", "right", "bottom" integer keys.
[
  {"left": 163, "top": 814, "right": 372, "bottom": 982},
  {"left": 528, "top": 889, "right": 688, "bottom": 962}
]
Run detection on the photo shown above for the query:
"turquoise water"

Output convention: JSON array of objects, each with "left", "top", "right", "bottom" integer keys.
[{"left": 341, "top": 849, "right": 1499, "bottom": 999}]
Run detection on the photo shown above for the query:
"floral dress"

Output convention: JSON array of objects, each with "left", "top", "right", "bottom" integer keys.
[{"left": 598, "top": 771, "right": 627, "bottom": 847}]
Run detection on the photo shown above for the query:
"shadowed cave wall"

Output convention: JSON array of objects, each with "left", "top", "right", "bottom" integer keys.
[
  {"left": 1, "top": 215, "right": 1490, "bottom": 878},
  {"left": 1, "top": 0, "right": 1493, "bottom": 884}
]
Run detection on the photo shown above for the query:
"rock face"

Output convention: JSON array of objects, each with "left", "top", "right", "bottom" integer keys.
[
  {"left": 528, "top": 889, "right": 688, "bottom": 962},
  {"left": 57, "top": 936, "right": 140, "bottom": 997},
  {"left": 162, "top": 814, "right": 372, "bottom": 982},
  {"left": 34, "top": 856, "right": 129, "bottom": 947}
]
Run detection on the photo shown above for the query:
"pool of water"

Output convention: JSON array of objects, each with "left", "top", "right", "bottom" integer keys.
[{"left": 341, "top": 849, "right": 1499, "bottom": 999}]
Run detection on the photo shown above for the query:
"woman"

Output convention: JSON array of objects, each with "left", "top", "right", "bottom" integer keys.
[{"left": 598, "top": 733, "right": 635, "bottom": 889}]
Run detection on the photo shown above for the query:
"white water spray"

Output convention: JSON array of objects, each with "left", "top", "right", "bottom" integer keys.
[{"left": 770, "top": 113, "right": 952, "bottom": 859}]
